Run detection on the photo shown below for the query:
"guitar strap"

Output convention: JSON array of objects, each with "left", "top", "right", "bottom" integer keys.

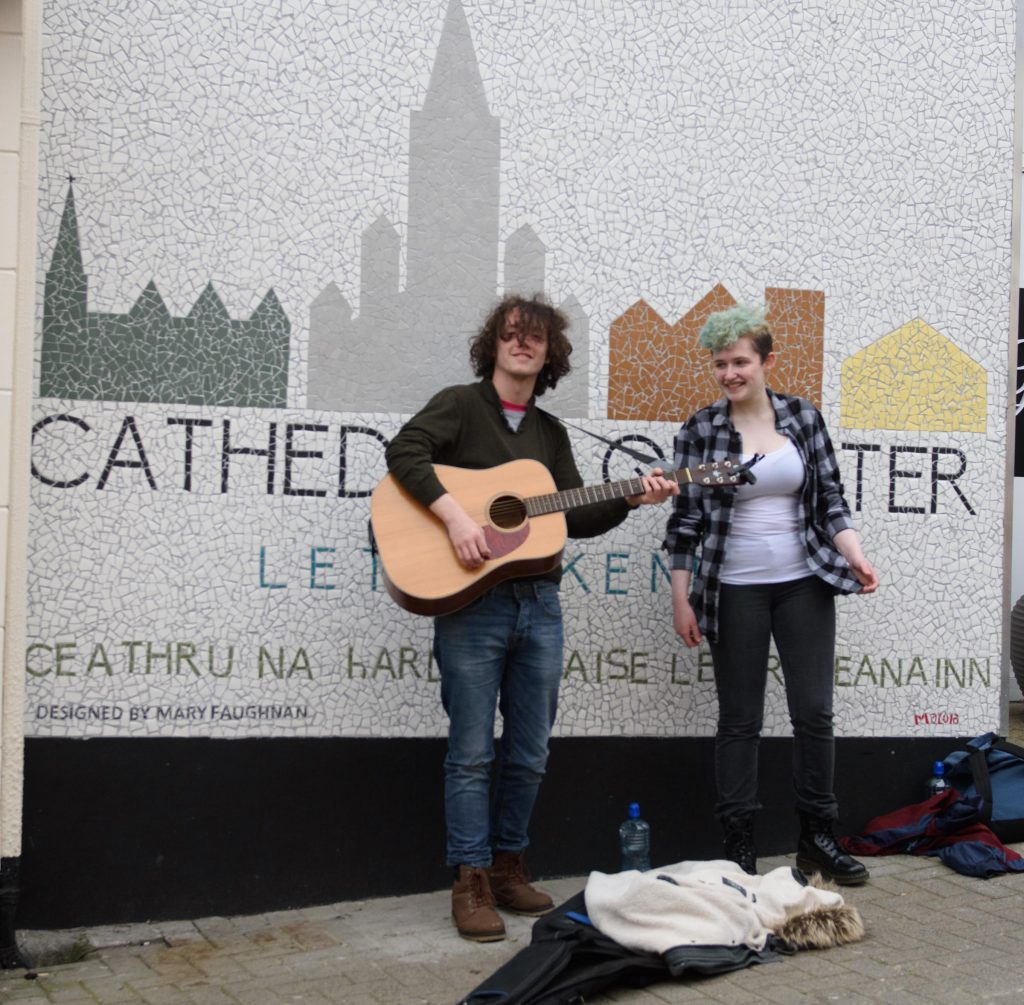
[
  {"left": 556, "top": 416, "right": 763, "bottom": 481},
  {"left": 555, "top": 417, "right": 665, "bottom": 466}
]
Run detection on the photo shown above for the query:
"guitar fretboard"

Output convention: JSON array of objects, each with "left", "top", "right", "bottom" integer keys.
[{"left": 525, "top": 470, "right": 687, "bottom": 517}]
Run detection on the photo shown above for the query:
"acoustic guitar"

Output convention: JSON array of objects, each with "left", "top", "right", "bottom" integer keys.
[{"left": 370, "top": 457, "right": 754, "bottom": 616}]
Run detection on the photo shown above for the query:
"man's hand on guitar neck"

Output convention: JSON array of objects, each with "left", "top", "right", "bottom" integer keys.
[
  {"left": 430, "top": 493, "right": 492, "bottom": 570},
  {"left": 625, "top": 468, "right": 680, "bottom": 507}
]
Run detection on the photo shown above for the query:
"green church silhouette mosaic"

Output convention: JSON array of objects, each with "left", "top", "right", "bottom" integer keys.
[{"left": 41, "top": 182, "right": 289, "bottom": 408}]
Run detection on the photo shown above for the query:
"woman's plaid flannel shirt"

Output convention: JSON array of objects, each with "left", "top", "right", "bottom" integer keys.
[{"left": 662, "top": 389, "right": 862, "bottom": 642}]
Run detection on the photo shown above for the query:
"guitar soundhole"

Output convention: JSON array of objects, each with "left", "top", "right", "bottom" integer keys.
[{"left": 489, "top": 494, "right": 527, "bottom": 530}]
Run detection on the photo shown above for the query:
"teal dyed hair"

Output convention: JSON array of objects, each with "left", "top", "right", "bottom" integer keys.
[{"left": 697, "top": 305, "right": 772, "bottom": 358}]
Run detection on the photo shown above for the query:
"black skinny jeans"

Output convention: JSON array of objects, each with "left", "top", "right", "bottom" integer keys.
[{"left": 709, "top": 574, "right": 838, "bottom": 823}]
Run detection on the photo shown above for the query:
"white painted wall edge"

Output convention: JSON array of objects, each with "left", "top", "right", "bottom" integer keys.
[
  {"left": 1007, "top": 0, "right": 1024, "bottom": 710},
  {"left": 1, "top": 0, "right": 41, "bottom": 858}
]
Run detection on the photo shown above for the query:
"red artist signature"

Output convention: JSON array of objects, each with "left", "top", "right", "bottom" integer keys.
[{"left": 913, "top": 712, "right": 960, "bottom": 726}]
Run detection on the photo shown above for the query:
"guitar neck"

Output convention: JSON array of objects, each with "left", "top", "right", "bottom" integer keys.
[{"left": 525, "top": 469, "right": 690, "bottom": 517}]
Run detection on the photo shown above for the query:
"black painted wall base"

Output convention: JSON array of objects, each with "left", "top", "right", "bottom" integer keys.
[
  {"left": 0, "top": 857, "right": 27, "bottom": 969},
  {"left": 20, "top": 734, "right": 962, "bottom": 928}
]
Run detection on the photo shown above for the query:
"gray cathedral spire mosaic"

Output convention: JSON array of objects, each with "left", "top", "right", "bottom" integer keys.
[
  {"left": 307, "top": 0, "right": 589, "bottom": 416},
  {"left": 41, "top": 181, "right": 290, "bottom": 408}
]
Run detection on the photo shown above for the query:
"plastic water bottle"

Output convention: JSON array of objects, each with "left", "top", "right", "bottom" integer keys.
[
  {"left": 927, "top": 760, "right": 950, "bottom": 797},
  {"left": 619, "top": 802, "right": 651, "bottom": 872}
]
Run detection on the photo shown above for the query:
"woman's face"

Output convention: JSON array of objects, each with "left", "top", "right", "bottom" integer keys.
[{"left": 711, "top": 335, "right": 775, "bottom": 405}]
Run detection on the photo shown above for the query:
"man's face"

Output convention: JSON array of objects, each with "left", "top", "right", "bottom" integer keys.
[{"left": 494, "top": 308, "right": 549, "bottom": 382}]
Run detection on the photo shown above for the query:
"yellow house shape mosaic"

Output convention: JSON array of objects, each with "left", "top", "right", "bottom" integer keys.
[{"left": 840, "top": 319, "right": 986, "bottom": 432}]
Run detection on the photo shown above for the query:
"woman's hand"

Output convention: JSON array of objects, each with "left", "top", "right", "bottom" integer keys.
[
  {"left": 673, "top": 595, "right": 702, "bottom": 648},
  {"left": 834, "top": 528, "right": 879, "bottom": 594},
  {"left": 671, "top": 568, "right": 701, "bottom": 646},
  {"left": 848, "top": 554, "right": 879, "bottom": 594}
]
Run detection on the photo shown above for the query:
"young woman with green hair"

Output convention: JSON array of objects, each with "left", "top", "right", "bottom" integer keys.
[{"left": 663, "top": 304, "right": 878, "bottom": 884}]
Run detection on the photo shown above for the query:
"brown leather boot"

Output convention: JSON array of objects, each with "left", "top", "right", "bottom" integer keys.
[
  {"left": 487, "top": 851, "right": 554, "bottom": 916},
  {"left": 451, "top": 865, "right": 506, "bottom": 942}
]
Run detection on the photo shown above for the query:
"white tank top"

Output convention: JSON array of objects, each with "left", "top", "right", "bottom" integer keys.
[{"left": 720, "top": 439, "right": 809, "bottom": 585}]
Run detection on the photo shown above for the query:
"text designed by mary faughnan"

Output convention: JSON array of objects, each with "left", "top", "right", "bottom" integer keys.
[{"left": 35, "top": 703, "right": 310, "bottom": 722}]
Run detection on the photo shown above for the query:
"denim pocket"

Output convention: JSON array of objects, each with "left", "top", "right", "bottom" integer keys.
[{"left": 537, "top": 586, "right": 562, "bottom": 618}]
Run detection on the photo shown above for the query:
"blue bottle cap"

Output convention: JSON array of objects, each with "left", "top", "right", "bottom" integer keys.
[
  {"left": 628, "top": 802, "right": 641, "bottom": 819},
  {"left": 933, "top": 760, "right": 945, "bottom": 776}
]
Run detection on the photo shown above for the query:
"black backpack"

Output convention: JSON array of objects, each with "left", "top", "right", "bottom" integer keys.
[{"left": 944, "top": 734, "right": 1024, "bottom": 843}]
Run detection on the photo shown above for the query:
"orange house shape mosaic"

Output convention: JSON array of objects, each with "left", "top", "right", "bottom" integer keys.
[{"left": 607, "top": 285, "right": 825, "bottom": 422}]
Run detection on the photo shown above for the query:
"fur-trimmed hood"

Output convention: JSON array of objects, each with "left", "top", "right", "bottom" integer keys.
[{"left": 584, "top": 860, "right": 864, "bottom": 958}]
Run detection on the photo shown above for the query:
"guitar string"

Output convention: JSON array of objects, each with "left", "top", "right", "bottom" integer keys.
[
  {"left": 485, "top": 470, "right": 735, "bottom": 514},
  {"left": 484, "top": 469, "right": 734, "bottom": 509},
  {"left": 480, "top": 463, "right": 744, "bottom": 523}
]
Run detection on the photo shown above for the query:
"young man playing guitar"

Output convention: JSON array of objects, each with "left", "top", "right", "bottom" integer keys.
[{"left": 385, "top": 295, "right": 677, "bottom": 942}]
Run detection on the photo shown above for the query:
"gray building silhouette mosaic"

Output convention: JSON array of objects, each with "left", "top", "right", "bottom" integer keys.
[
  {"left": 39, "top": 1, "right": 587, "bottom": 416},
  {"left": 41, "top": 182, "right": 290, "bottom": 408},
  {"left": 307, "top": 0, "right": 589, "bottom": 417}
]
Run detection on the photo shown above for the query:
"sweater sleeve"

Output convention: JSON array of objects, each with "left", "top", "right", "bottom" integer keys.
[
  {"left": 550, "top": 421, "right": 632, "bottom": 539},
  {"left": 384, "top": 388, "right": 464, "bottom": 508}
]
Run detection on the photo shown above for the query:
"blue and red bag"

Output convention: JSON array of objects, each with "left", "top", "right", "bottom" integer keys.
[
  {"left": 840, "top": 787, "right": 1024, "bottom": 878},
  {"left": 943, "top": 733, "right": 1024, "bottom": 844}
]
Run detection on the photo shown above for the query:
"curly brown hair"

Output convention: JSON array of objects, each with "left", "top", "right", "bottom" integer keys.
[{"left": 469, "top": 294, "right": 572, "bottom": 397}]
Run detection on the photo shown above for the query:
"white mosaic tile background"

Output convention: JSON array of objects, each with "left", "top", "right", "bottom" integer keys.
[{"left": 28, "top": 0, "right": 1014, "bottom": 737}]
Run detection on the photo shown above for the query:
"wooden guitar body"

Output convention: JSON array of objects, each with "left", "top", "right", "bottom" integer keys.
[
  {"left": 370, "top": 459, "right": 568, "bottom": 616},
  {"left": 371, "top": 455, "right": 753, "bottom": 616}
]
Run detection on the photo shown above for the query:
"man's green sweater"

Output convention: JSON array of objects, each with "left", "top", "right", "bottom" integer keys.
[{"left": 385, "top": 380, "right": 633, "bottom": 584}]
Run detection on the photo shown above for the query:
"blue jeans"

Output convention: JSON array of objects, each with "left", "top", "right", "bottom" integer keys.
[
  {"left": 432, "top": 580, "right": 564, "bottom": 868},
  {"left": 709, "top": 575, "right": 839, "bottom": 823}
]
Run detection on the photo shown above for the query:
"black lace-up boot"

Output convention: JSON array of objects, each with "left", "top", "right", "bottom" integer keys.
[
  {"left": 796, "top": 813, "right": 869, "bottom": 886},
  {"left": 722, "top": 815, "right": 757, "bottom": 875}
]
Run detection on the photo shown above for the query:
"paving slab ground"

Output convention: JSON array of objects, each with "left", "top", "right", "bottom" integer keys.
[
  {"left": 4, "top": 706, "right": 1023, "bottom": 1005},
  {"left": 5, "top": 848, "right": 1023, "bottom": 1005}
]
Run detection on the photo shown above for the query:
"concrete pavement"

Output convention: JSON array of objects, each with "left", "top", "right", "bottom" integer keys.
[
  {"left": 5, "top": 706, "right": 1024, "bottom": 1005},
  {"left": 4, "top": 846, "right": 1023, "bottom": 1005}
]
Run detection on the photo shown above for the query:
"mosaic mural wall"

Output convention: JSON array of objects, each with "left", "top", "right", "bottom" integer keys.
[{"left": 28, "top": 0, "right": 1013, "bottom": 739}]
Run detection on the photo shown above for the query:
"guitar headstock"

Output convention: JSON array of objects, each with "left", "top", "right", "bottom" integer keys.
[{"left": 691, "top": 458, "right": 758, "bottom": 487}]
